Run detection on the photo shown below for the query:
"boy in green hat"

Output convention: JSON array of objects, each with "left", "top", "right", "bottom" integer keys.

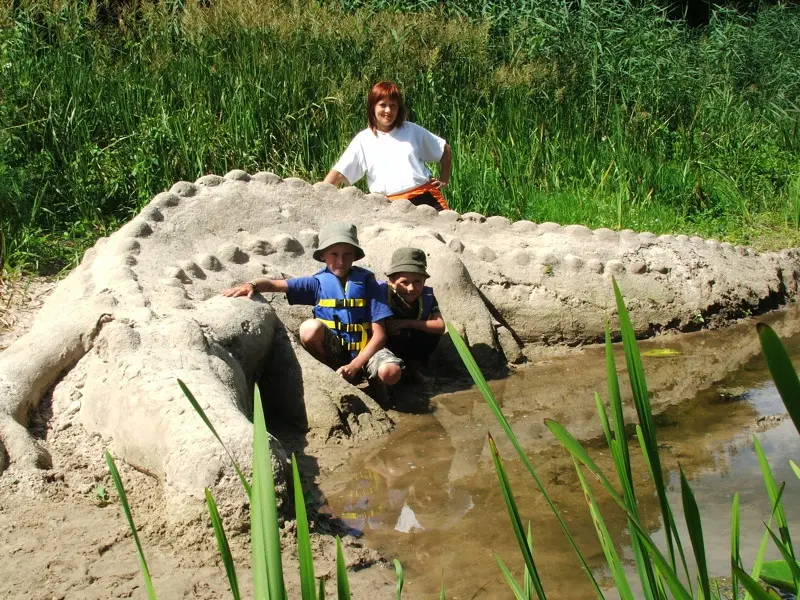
[
  {"left": 378, "top": 247, "right": 445, "bottom": 384},
  {"left": 223, "top": 221, "right": 403, "bottom": 386}
]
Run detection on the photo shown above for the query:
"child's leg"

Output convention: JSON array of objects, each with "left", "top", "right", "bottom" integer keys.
[
  {"left": 298, "top": 319, "right": 350, "bottom": 371},
  {"left": 298, "top": 319, "right": 328, "bottom": 362},
  {"left": 365, "top": 349, "right": 403, "bottom": 386}
]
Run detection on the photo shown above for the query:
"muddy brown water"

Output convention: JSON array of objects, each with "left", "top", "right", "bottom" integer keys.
[{"left": 320, "top": 308, "right": 800, "bottom": 599}]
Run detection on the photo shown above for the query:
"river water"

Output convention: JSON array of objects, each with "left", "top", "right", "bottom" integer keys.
[{"left": 320, "top": 308, "right": 800, "bottom": 599}]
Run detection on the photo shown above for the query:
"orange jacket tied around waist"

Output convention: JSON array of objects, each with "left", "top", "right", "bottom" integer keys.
[{"left": 387, "top": 181, "right": 450, "bottom": 211}]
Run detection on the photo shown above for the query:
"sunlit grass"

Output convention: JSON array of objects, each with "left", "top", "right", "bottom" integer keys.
[{"left": 2, "top": 0, "right": 800, "bottom": 272}]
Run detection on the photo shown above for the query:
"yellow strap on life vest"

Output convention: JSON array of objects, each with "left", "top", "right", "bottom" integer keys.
[
  {"left": 317, "top": 298, "right": 366, "bottom": 309},
  {"left": 317, "top": 319, "right": 372, "bottom": 351}
]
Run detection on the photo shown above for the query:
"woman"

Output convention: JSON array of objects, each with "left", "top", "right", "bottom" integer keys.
[{"left": 323, "top": 81, "right": 452, "bottom": 211}]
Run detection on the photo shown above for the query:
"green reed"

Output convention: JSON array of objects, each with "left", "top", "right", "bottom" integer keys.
[
  {"left": 2, "top": 0, "right": 799, "bottom": 273},
  {"left": 448, "top": 279, "right": 800, "bottom": 599}
]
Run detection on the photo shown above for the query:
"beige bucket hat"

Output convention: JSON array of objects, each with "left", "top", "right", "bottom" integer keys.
[{"left": 312, "top": 221, "right": 365, "bottom": 262}]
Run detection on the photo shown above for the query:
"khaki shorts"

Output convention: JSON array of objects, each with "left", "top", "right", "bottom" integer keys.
[{"left": 322, "top": 326, "right": 404, "bottom": 379}]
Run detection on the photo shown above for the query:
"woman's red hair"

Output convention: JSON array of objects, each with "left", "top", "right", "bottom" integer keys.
[{"left": 366, "top": 81, "right": 406, "bottom": 134}]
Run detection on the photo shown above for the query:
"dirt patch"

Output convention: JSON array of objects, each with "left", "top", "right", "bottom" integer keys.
[
  {"left": 0, "top": 276, "right": 57, "bottom": 352},
  {"left": 0, "top": 277, "right": 396, "bottom": 599}
]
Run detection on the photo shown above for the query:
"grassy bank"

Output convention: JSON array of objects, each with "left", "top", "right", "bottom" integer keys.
[{"left": 1, "top": 0, "right": 799, "bottom": 273}]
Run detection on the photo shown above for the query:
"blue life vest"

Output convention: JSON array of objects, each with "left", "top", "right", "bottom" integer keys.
[
  {"left": 313, "top": 266, "right": 374, "bottom": 357},
  {"left": 378, "top": 281, "right": 436, "bottom": 321}
]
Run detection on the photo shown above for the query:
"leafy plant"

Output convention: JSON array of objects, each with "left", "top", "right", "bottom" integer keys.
[
  {"left": 92, "top": 484, "right": 110, "bottom": 506},
  {"left": 447, "top": 277, "right": 799, "bottom": 599}
]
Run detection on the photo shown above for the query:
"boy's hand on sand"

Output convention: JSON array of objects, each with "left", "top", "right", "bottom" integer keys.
[
  {"left": 336, "top": 361, "right": 361, "bottom": 381},
  {"left": 222, "top": 284, "right": 254, "bottom": 298}
]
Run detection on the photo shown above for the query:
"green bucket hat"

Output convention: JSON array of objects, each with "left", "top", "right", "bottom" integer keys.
[
  {"left": 312, "top": 221, "right": 365, "bottom": 262},
  {"left": 387, "top": 247, "right": 429, "bottom": 278}
]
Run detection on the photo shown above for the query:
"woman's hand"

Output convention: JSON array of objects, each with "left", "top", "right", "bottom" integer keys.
[
  {"left": 323, "top": 169, "right": 350, "bottom": 187},
  {"left": 222, "top": 283, "right": 255, "bottom": 298},
  {"left": 430, "top": 179, "right": 448, "bottom": 190}
]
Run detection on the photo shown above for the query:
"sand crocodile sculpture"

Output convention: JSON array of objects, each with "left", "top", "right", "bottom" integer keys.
[{"left": 1, "top": 170, "right": 798, "bottom": 514}]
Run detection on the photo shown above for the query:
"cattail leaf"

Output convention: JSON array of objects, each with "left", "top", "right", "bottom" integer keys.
[
  {"left": 494, "top": 554, "right": 528, "bottom": 600},
  {"left": 488, "top": 434, "right": 548, "bottom": 600},
  {"left": 105, "top": 451, "right": 158, "bottom": 600},
  {"left": 336, "top": 536, "right": 351, "bottom": 600},
  {"left": 393, "top": 559, "right": 404, "bottom": 600},
  {"left": 251, "top": 383, "right": 285, "bottom": 599},
  {"left": 179, "top": 378, "right": 251, "bottom": 497},
  {"left": 205, "top": 488, "right": 240, "bottom": 600},
  {"left": 734, "top": 565, "right": 782, "bottom": 600},
  {"left": 679, "top": 467, "right": 710, "bottom": 600},
  {"left": 731, "top": 493, "right": 741, "bottom": 600},
  {"left": 446, "top": 322, "right": 604, "bottom": 596},
  {"left": 757, "top": 323, "right": 800, "bottom": 436},
  {"left": 292, "top": 455, "right": 316, "bottom": 600}
]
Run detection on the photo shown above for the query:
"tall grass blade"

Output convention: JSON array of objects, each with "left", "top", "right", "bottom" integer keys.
[
  {"left": 488, "top": 433, "right": 547, "bottom": 600},
  {"left": 524, "top": 524, "right": 534, "bottom": 600},
  {"left": 760, "top": 560, "right": 800, "bottom": 594},
  {"left": 292, "top": 455, "right": 316, "bottom": 600},
  {"left": 318, "top": 577, "right": 326, "bottom": 600},
  {"left": 251, "top": 383, "right": 285, "bottom": 600},
  {"left": 753, "top": 437, "right": 794, "bottom": 556},
  {"left": 757, "top": 323, "right": 800, "bottom": 436},
  {"left": 603, "top": 323, "right": 660, "bottom": 599},
  {"left": 791, "top": 460, "right": 800, "bottom": 480},
  {"left": 178, "top": 378, "right": 251, "bottom": 497},
  {"left": 393, "top": 559, "right": 404, "bottom": 600},
  {"left": 446, "top": 322, "right": 604, "bottom": 596},
  {"left": 747, "top": 512, "right": 779, "bottom": 600},
  {"left": 733, "top": 565, "right": 783, "bottom": 600},
  {"left": 574, "top": 459, "right": 635, "bottom": 600},
  {"left": 104, "top": 451, "right": 158, "bottom": 600},
  {"left": 633, "top": 423, "right": 693, "bottom": 594},
  {"left": 336, "top": 536, "right": 351, "bottom": 600},
  {"left": 679, "top": 468, "right": 710, "bottom": 600},
  {"left": 495, "top": 554, "right": 528, "bottom": 600},
  {"left": 731, "top": 493, "right": 741, "bottom": 600},
  {"left": 544, "top": 419, "right": 692, "bottom": 599},
  {"left": 764, "top": 526, "right": 800, "bottom": 592},
  {"left": 613, "top": 279, "right": 690, "bottom": 579},
  {"left": 439, "top": 579, "right": 446, "bottom": 600},
  {"left": 544, "top": 419, "right": 624, "bottom": 505},
  {"left": 205, "top": 488, "right": 240, "bottom": 600}
]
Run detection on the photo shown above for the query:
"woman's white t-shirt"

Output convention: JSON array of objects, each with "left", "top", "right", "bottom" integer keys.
[{"left": 332, "top": 122, "right": 446, "bottom": 196}]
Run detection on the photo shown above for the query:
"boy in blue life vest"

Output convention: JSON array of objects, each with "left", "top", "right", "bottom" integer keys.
[
  {"left": 378, "top": 247, "right": 446, "bottom": 384},
  {"left": 222, "top": 222, "right": 403, "bottom": 386}
]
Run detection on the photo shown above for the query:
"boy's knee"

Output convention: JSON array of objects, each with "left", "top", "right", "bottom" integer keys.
[
  {"left": 377, "top": 362, "right": 402, "bottom": 386},
  {"left": 298, "top": 319, "right": 325, "bottom": 346}
]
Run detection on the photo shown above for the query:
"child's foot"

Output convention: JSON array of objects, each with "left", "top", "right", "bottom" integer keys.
[
  {"left": 408, "top": 360, "right": 435, "bottom": 388},
  {"left": 366, "top": 378, "right": 392, "bottom": 406}
]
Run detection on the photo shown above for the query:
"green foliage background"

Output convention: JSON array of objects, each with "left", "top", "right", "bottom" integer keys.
[{"left": 1, "top": 0, "right": 799, "bottom": 272}]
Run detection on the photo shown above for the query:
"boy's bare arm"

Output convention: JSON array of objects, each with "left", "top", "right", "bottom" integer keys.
[
  {"left": 221, "top": 278, "right": 289, "bottom": 299},
  {"left": 336, "top": 320, "right": 387, "bottom": 379},
  {"left": 388, "top": 313, "right": 446, "bottom": 335}
]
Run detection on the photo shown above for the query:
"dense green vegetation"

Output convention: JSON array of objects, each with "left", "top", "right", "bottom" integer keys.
[{"left": 1, "top": 0, "right": 799, "bottom": 273}]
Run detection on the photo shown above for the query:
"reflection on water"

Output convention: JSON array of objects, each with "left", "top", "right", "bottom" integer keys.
[{"left": 320, "top": 308, "right": 800, "bottom": 599}]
